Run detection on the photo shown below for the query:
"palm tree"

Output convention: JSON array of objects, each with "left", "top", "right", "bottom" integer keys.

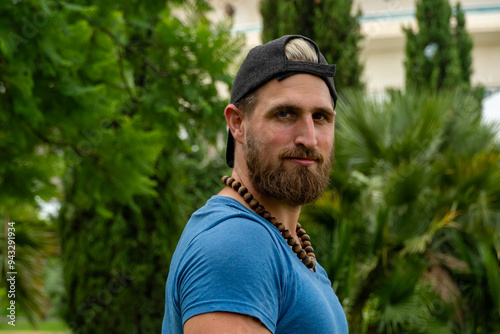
[
  {"left": 1, "top": 207, "right": 58, "bottom": 326},
  {"left": 302, "top": 89, "right": 500, "bottom": 333}
]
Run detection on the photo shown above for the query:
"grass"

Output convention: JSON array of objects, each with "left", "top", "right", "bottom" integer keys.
[{"left": 0, "top": 318, "right": 70, "bottom": 333}]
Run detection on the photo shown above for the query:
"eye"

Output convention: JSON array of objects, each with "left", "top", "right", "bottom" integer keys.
[
  {"left": 275, "top": 111, "right": 293, "bottom": 118},
  {"left": 313, "top": 113, "right": 331, "bottom": 122},
  {"left": 313, "top": 110, "right": 335, "bottom": 122}
]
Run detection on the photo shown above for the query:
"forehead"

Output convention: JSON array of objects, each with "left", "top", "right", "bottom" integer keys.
[{"left": 253, "top": 74, "right": 334, "bottom": 114}]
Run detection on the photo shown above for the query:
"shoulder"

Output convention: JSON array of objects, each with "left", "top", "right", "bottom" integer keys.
[
  {"left": 185, "top": 196, "right": 282, "bottom": 256},
  {"left": 184, "top": 213, "right": 284, "bottom": 275},
  {"left": 171, "top": 200, "right": 286, "bottom": 333},
  {"left": 171, "top": 196, "right": 287, "bottom": 280}
]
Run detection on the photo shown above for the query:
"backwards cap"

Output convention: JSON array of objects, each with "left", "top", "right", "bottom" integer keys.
[{"left": 226, "top": 35, "right": 337, "bottom": 168}]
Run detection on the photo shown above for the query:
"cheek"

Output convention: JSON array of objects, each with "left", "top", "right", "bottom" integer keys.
[
  {"left": 273, "top": 131, "right": 294, "bottom": 146},
  {"left": 318, "top": 128, "right": 335, "bottom": 149},
  {"left": 259, "top": 124, "right": 292, "bottom": 147}
]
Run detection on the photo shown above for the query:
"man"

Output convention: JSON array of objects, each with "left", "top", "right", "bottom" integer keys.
[{"left": 162, "top": 35, "right": 348, "bottom": 333}]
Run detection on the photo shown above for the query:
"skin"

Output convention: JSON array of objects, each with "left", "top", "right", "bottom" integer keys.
[
  {"left": 184, "top": 312, "right": 271, "bottom": 334},
  {"left": 183, "top": 73, "right": 336, "bottom": 334}
]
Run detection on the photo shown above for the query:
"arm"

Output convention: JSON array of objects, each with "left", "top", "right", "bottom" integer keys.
[
  {"left": 176, "top": 218, "right": 283, "bottom": 333},
  {"left": 184, "top": 312, "right": 272, "bottom": 334}
]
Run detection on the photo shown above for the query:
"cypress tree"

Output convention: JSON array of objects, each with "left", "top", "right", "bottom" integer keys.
[
  {"left": 404, "top": 0, "right": 473, "bottom": 91},
  {"left": 454, "top": 3, "right": 473, "bottom": 87},
  {"left": 260, "top": 0, "right": 364, "bottom": 90}
]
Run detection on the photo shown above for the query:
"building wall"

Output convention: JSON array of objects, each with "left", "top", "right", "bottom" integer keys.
[
  {"left": 357, "top": 0, "right": 500, "bottom": 93},
  {"left": 208, "top": 0, "right": 500, "bottom": 93}
]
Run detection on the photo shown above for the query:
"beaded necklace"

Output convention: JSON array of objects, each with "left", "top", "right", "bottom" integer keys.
[{"left": 221, "top": 176, "right": 316, "bottom": 271}]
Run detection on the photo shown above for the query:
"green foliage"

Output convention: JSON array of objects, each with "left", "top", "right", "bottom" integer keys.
[
  {"left": 0, "top": 210, "right": 58, "bottom": 326},
  {"left": 260, "top": 0, "right": 364, "bottom": 90},
  {"left": 404, "top": 0, "right": 474, "bottom": 91},
  {"left": 1, "top": 0, "right": 241, "bottom": 332},
  {"left": 302, "top": 89, "right": 500, "bottom": 333},
  {"left": 454, "top": 3, "right": 473, "bottom": 86}
]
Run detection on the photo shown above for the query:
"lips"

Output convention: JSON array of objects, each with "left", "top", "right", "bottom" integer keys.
[
  {"left": 287, "top": 158, "right": 317, "bottom": 166},
  {"left": 279, "top": 148, "right": 324, "bottom": 165}
]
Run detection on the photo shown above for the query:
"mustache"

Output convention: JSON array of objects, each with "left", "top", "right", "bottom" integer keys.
[{"left": 279, "top": 147, "right": 324, "bottom": 163}]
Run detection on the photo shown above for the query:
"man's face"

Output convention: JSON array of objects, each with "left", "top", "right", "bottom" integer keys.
[{"left": 243, "top": 73, "right": 335, "bottom": 207}]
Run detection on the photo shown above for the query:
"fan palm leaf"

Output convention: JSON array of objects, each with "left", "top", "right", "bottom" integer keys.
[{"left": 303, "top": 88, "right": 500, "bottom": 333}]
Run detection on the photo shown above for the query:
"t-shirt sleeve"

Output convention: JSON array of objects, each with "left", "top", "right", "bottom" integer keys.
[{"left": 176, "top": 217, "right": 282, "bottom": 333}]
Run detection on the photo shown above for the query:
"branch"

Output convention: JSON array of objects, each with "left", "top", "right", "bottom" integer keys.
[
  {"left": 93, "top": 24, "right": 170, "bottom": 77},
  {"left": 21, "top": 123, "right": 100, "bottom": 161},
  {"left": 114, "top": 43, "right": 138, "bottom": 103}
]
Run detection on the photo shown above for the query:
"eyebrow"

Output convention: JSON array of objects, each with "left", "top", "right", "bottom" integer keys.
[{"left": 266, "top": 104, "right": 335, "bottom": 118}]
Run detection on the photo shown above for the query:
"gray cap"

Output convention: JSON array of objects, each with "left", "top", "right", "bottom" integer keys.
[{"left": 226, "top": 35, "right": 337, "bottom": 168}]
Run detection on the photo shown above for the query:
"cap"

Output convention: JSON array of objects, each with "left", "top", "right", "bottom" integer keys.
[{"left": 226, "top": 35, "right": 337, "bottom": 168}]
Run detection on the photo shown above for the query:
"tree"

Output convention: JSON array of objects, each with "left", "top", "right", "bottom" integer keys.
[
  {"left": 0, "top": 0, "right": 242, "bottom": 332},
  {"left": 454, "top": 3, "right": 473, "bottom": 86},
  {"left": 0, "top": 0, "right": 66, "bottom": 325},
  {"left": 0, "top": 211, "right": 58, "bottom": 326},
  {"left": 404, "top": 0, "right": 473, "bottom": 91},
  {"left": 302, "top": 89, "right": 500, "bottom": 333},
  {"left": 260, "top": 0, "right": 364, "bottom": 90}
]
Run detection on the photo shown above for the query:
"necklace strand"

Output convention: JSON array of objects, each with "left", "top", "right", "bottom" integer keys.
[{"left": 221, "top": 176, "right": 316, "bottom": 271}]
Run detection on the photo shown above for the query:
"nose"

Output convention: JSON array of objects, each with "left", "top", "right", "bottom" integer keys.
[{"left": 294, "top": 116, "right": 317, "bottom": 148}]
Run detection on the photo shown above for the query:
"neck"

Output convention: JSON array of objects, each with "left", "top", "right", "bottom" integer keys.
[
  {"left": 217, "top": 169, "right": 302, "bottom": 233},
  {"left": 219, "top": 173, "right": 317, "bottom": 270}
]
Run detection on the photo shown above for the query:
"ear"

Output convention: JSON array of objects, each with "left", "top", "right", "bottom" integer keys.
[{"left": 224, "top": 104, "right": 245, "bottom": 144}]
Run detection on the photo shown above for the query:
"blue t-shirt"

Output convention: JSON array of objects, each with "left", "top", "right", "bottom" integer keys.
[{"left": 162, "top": 196, "right": 348, "bottom": 334}]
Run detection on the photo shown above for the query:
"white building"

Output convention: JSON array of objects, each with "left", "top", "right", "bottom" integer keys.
[{"left": 208, "top": 0, "right": 500, "bottom": 95}]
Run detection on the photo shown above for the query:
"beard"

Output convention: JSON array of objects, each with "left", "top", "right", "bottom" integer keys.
[{"left": 245, "top": 126, "right": 334, "bottom": 207}]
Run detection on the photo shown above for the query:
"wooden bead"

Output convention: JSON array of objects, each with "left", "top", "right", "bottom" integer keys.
[
  {"left": 243, "top": 192, "right": 253, "bottom": 202},
  {"left": 249, "top": 199, "right": 259, "bottom": 209},
  {"left": 226, "top": 177, "right": 235, "bottom": 187},
  {"left": 231, "top": 180, "right": 241, "bottom": 190},
  {"left": 308, "top": 258, "right": 316, "bottom": 269},
  {"left": 302, "top": 256, "right": 312, "bottom": 266},
  {"left": 297, "top": 228, "right": 306, "bottom": 237},
  {"left": 269, "top": 217, "right": 278, "bottom": 225},
  {"left": 296, "top": 222, "right": 302, "bottom": 230},
  {"left": 238, "top": 186, "right": 248, "bottom": 196},
  {"left": 297, "top": 249, "right": 307, "bottom": 258},
  {"left": 304, "top": 246, "right": 314, "bottom": 253},
  {"left": 301, "top": 234, "right": 311, "bottom": 242},
  {"left": 301, "top": 241, "right": 311, "bottom": 248},
  {"left": 282, "top": 229, "right": 291, "bottom": 239},
  {"left": 287, "top": 237, "right": 296, "bottom": 246},
  {"left": 262, "top": 211, "right": 271, "bottom": 220},
  {"left": 293, "top": 244, "right": 302, "bottom": 253},
  {"left": 307, "top": 252, "right": 316, "bottom": 258},
  {"left": 276, "top": 223, "right": 285, "bottom": 232},
  {"left": 222, "top": 176, "right": 230, "bottom": 184},
  {"left": 255, "top": 205, "right": 265, "bottom": 215}
]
